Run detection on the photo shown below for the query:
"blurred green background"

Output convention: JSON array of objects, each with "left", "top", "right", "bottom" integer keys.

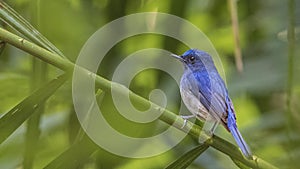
[{"left": 0, "top": 0, "right": 299, "bottom": 169}]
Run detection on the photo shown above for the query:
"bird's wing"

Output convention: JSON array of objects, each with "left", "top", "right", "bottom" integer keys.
[{"left": 187, "top": 70, "right": 229, "bottom": 128}]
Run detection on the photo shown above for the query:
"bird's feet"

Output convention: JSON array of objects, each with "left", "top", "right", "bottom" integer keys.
[{"left": 180, "top": 115, "right": 195, "bottom": 128}]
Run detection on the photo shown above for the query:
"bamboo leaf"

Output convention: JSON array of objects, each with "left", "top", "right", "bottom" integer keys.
[
  {"left": 0, "top": 1, "right": 66, "bottom": 58},
  {"left": 0, "top": 73, "right": 69, "bottom": 144},
  {"left": 44, "top": 89, "right": 103, "bottom": 169},
  {"left": 44, "top": 135, "right": 98, "bottom": 169},
  {"left": 165, "top": 144, "right": 209, "bottom": 169}
]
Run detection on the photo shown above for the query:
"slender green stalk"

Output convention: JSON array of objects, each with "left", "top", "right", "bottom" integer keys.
[
  {"left": 0, "top": 28, "right": 73, "bottom": 70},
  {"left": 23, "top": 1, "right": 45, "bottom": 168},
  {"left": 228, "top": 0, "right": 243, "bottom": 73},
  {"left": 0, "top": 1, "right": 66, "bottom": 58},
  {"left": 286, "top": 0, "right": 295, "bottom": 129},
  {"left": 285, "top": 0, "right": 296, "bottom": 164},
  {"left": 0, "top": 27, "right": 278, "bottom": 169}
]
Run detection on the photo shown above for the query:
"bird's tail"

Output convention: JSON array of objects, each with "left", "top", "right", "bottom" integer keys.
[{"left": 229, "top": 124, "right": 252, "bottom": 159}]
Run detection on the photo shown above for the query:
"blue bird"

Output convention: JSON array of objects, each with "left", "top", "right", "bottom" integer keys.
[{"left": 172, "top": 49, "right": 252, "bottom": 159}]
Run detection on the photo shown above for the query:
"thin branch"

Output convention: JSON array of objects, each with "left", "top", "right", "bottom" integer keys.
[
  {"left": 0, "top": 27, "right": 278, "bottom": 169},
  {"left": 0, "top": 1, "right": 66, "bottom": 58},
  {"left": 228, "top": 0, "right": 243, "bottom": 73}
]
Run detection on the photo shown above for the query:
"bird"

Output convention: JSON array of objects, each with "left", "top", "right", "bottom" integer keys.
[{"left": 171, "top": 49, "right": 252, "bottom": 159}]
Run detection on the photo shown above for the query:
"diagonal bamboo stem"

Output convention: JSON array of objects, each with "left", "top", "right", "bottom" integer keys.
[
  {"left": 0, "top": 1, "right": 66, "bottom": 58},
  {"left": 0, "top": 27, "right": 278, "bottom": 169}
]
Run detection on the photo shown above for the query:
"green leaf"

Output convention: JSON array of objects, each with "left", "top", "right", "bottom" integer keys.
[
  {"left": 44, "top": 135, "right": 98, "bottom": 169},
  {"left": 0, "top": 1, "right": 66, "bottom": 58},
  {"left": 0, "top": 73, "right": 69, "bottom": 144},
  {"left": 44, "top": 89, "right": 103, "bottom": 169},
  {"left": 165, "top": 144, "right": 209, "bottom": 169}
]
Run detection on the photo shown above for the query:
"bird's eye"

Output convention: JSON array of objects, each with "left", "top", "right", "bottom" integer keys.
[{"left": 189, "top": 56, "right": 195, "bottom": 62}]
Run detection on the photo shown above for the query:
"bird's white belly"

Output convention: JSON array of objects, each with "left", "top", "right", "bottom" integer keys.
[{"left": 180, "top": 87, "right": 215, "bottom": 121}]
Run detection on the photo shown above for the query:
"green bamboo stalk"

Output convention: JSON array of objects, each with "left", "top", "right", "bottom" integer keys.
[
  {"left": 0, "top": 27, "right": 278, "bottom": 169},
  {"left": 0, "top": 1, "right": 66, "bottom": 58},
  {"left": 228, "top": 0, "right": 243, "bottom": 73},
  {"left": 23, "top": 1, "right": 45, "bottom": 168},
  {"left": 285, "top": 0, "right": 297, "bottom": 164},
  {"left": 286, "top": 0, "right": 295, "bottom": 129}
]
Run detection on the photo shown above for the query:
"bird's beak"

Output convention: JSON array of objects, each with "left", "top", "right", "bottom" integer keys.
[{"left": 170, "top": 53, "right": 184, "bottom": 62}]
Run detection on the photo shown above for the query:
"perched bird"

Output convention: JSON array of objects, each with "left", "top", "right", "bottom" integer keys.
[{"left": 172, "top": 49, "right": 252, "bottom": 159}]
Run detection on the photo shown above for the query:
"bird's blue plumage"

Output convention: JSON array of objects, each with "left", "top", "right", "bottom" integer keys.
[{"left": 174, "top": 49, "right": 252, "bottom": 158}]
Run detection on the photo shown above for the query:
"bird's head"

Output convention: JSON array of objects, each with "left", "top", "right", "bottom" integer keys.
[{"left": 171, "top": 49, "right": 216, "bottom": 71}]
